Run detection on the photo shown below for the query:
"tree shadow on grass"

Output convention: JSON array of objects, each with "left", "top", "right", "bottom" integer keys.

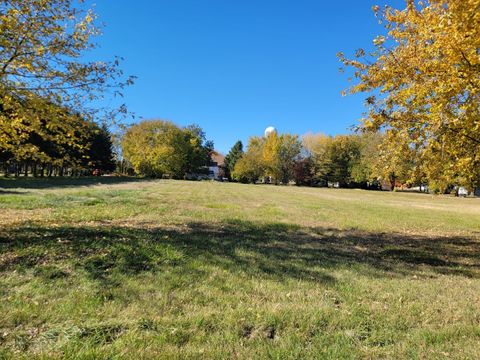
[
  {"left": 1, "top": 220, "right": 479, "bottom": 288},
  {"left": 0, "top": 176, "right": 150, "bottom": 190}
]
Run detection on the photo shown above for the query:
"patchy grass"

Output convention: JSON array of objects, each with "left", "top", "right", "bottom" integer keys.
[{"left": 1, "top": 179, "right": 479, "bottom": 359}]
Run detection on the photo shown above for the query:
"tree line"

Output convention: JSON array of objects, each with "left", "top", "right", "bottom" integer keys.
[
  {"left": 1, "top": 0, "right": 477, "bottom": 191},
  {"left": 0, "top": 105, "right": 116, "bottom": 177},
  {"left": 224, "top": 128, "right": 476, "bottom": 194},
  {"left": 117, "top": 120, "right": 392, "bottom": 189},
  {"left": 224, "top": 131, "right": 392, "bottom": 189}
]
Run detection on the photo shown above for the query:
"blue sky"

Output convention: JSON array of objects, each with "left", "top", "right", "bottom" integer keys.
[{"left": 90, "top": 0, "right": 404, "bottom": 153}]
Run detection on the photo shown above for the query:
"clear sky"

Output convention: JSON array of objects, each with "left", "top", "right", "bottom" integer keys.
[{"left": 90, "top": 0, "right": 404, "bottom": 153}]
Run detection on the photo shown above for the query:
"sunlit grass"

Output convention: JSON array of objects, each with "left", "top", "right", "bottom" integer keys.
[{"left": 1, "top": 178, "right": 479, "bottom": 359}]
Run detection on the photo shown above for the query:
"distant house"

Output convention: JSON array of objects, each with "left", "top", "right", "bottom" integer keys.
[
  {"left": 208, "top": 151, "right": 225, "bottom": 180},
  {"left": 458, "top": 186, "right": 480, "bottom": 197},
  {"left": 184, "top": 151, "right": 225, "bottom": 180}
]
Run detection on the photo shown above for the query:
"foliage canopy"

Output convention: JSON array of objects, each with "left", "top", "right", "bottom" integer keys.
[
  {"left": 338, "top": 0, "right": 480, "bottom": 191},
  {"left": 121, "top": 119, "right": 213, "bottom": 178}
]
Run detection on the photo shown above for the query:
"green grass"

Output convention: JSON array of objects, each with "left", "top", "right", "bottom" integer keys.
[{"left": 1, "top": 178, "right": 479, "bottom": 359}]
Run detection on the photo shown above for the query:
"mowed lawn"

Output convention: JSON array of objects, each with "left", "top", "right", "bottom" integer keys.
[{"left": 1, "top": 178, "right": 480, "bottom": 359}]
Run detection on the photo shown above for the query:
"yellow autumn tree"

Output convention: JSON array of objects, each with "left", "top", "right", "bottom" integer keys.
[
  {"left": 0, "top": 0, "right": 133, "bottom": 164},
  {"left": 262, "top": 132, "right": 302, "bottom": 184},
  {"left": 339, "top": 0, "right": 480, "bottom": 192},
  {"left": 232, "top": 136, "right": 265, "bottom": 183},
  {"left": 121, "top": 120, "right": 213, "bottom": 178}
]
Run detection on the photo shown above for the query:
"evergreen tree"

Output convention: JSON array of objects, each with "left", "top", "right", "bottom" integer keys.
[
  {"left": 224, "top": 141, "right": 244, "bottom": 180},
  {"left": 87, "top": 124, "right": 116, "bottom": 173}
]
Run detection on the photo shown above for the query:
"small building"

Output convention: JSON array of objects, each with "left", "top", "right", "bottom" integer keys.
[
  {"left": 457, "top": 187, "right": 469, "bottom": 197},
  {"left": 208, "top": 151, "right": 225, "bottom": 180}
]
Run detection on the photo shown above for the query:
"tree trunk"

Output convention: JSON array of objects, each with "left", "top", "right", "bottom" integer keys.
[
  {"left": 389, "top": 173, "right": 396, "bottom": 191},
  {"left": 3, "top": 162, "right": 9, "bottom": 177}
]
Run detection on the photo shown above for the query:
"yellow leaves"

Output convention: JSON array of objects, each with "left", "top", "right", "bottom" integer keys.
[
  {"left": 36, "top": 46, "right": 45, "bottom": 56},
  {"left": 352, "top": 83, "right": 369, "bottom": 93},
  {"left": 373, "top": 36, "right": 386, "bottom": 46},
  {"left": 233, "top": 132, "right": 301, "bottom": 184},
  {"left": 122, "top": 120, "right": 211, "bottom": 178},
  {"left": 0, "top": 0, "right": 109, "bottom": 92},
  {"left": 362, "top": 119, "right": 374, "bottom": 129},
  {"left": 340, "top": 0, "right": 480, "bottom": 188}
]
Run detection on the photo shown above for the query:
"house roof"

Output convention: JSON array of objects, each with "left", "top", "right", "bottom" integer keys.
[{"left": 210, "top": 150, "right": 225, "bottom": 166}]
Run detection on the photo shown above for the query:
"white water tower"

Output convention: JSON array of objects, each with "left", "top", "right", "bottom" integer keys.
[{"left": 264, "top": 126, "right": 277, "bottom": 137}]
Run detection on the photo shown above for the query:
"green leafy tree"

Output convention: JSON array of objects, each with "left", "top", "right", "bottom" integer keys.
[
  {"left": 326, "top": 136, "right": 362, "bottom": 186},
  {"left": 350, "top": 132, "right": 383, "bottom": 186},
  {"left": 184, "top": 124, "right": 214, "bottom": 176},
  {"left": 303, "top": 133, "right": 366, "bottom": 187},
  {"left": 0, "top": 96, "right": 100, "bottom": 177}
]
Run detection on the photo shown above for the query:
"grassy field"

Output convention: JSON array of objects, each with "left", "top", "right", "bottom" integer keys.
[{"left": 1, "top": 178, "right": 480, "bottom": 359}]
